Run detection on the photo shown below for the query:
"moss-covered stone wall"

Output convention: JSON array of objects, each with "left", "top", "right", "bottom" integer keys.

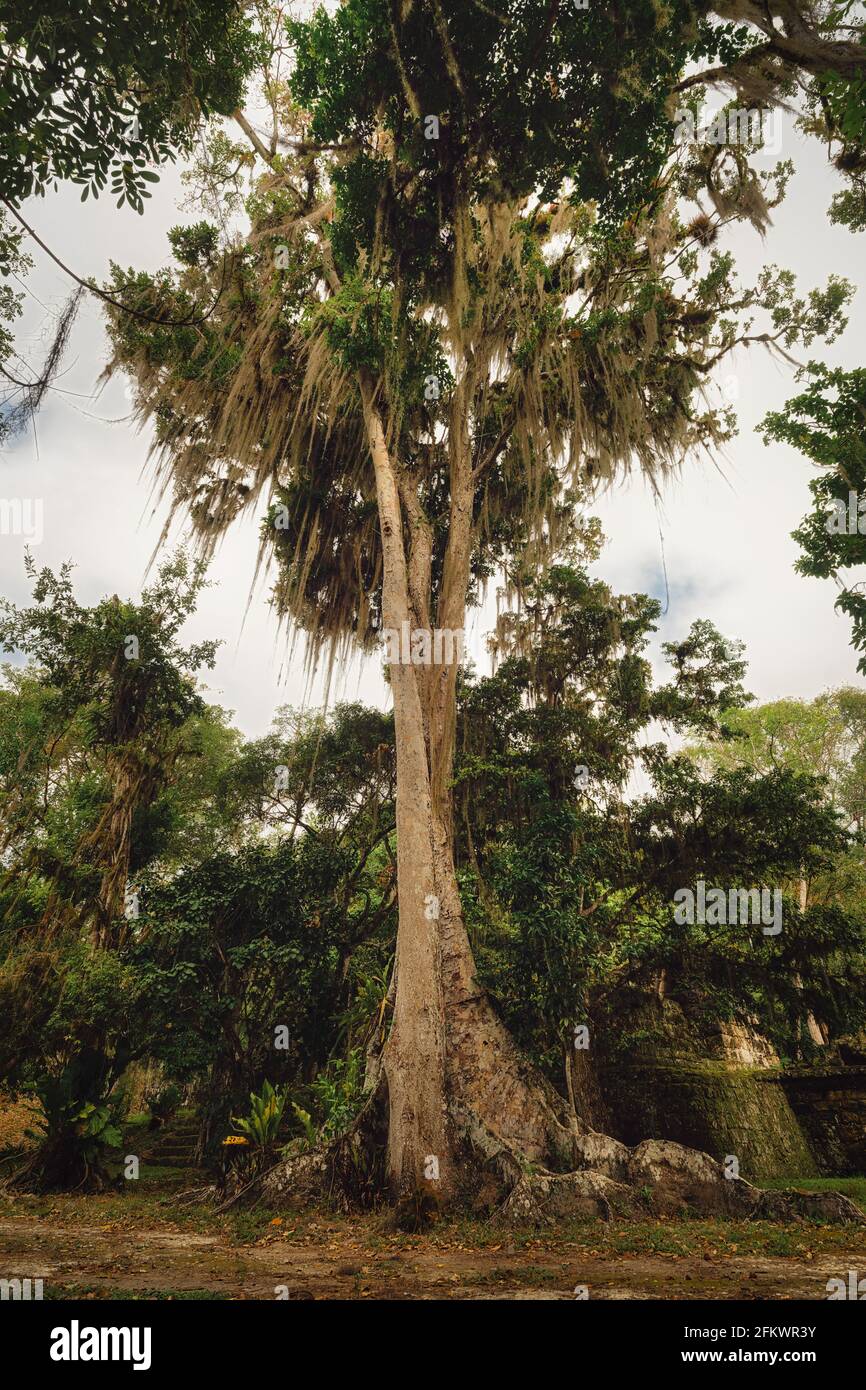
[
  {"left": 780, "top": 1067, "right": 866, "bottom": 1176},
  {"left": 600, "top": 1061, "right": 817, "bottom": 1180}
]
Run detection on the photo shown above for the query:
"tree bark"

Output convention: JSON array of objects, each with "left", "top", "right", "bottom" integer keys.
[
  {"left": 359, "top": 348, "right": 585, "bottom": 1198},
  {"left": 359, "top": 372, "right": 452, "bottom": 1198}
]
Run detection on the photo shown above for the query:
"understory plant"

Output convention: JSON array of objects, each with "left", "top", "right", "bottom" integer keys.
[
  {"left": 230, "top": 1079, "right": 287, "bottom": 1161},
  {"left": 17, "top": 1069, "right": 125, "bottom": 1192}
]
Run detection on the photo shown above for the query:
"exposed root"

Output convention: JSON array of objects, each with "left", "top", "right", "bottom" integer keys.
[
  {"left": 496, "top": 1169, "right": 641, "bottom": 1224},
  {"left": 451, "top": 1110, "right": 694, "bottom": 1224},
  {"left": 259, "top": 1077, "right": 389, "bottom": 1211},
  {"left": 490, "top": 1138, "right": 866, "bottom": 1229},
  {"left": 253, "top": 1075, "right": 866, "bottom": 1230},
  {"left": 259, "top": 1146, "right": 333, "bottom": 1208},
  {"left": 167, "top": 1184, "right": 217, "bottom": 1209},
  {"left": 752, "top": 1187, "right": 865, "bottom": 1226},
  {"left": 569, "top": 1119, "right": 631, "bottom": 1182}
]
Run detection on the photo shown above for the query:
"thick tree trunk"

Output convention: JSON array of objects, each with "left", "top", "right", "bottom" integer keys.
[
  {"left": 360, "top": 364, "right": 584, "bottom": 1195},
  {"left": 360, "top": 375, "right": 452, "bottom": 1198},
  {"left": 422, "top": 381, "right": 579, "bottom": 1167}
]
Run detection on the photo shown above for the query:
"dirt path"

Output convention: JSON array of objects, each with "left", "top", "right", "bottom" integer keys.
[{"left": 2, "top": 1216, "right": 865, "bottom": 1299}]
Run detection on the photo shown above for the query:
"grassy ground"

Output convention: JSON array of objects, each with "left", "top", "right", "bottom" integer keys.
[{"left": 2, "top": 1161, "right": 866, "bottom": 1299}]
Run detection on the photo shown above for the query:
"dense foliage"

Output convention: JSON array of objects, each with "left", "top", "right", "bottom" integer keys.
[
  {"left": 455, "top": 539, "right": 866, "bottom": 1078},
  {"left": 0, "top": 0, "right": 260, "bottom": 208},
  {"left": 762, "top": 365, "right": 866, "bottom": 671},
  {"left": 1, "top": 534, "right": 864, "bottom": 1185}
]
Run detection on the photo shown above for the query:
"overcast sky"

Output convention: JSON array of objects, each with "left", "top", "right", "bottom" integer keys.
[{"left": 1, "top": 107, "right": 864, "bottom": 739}]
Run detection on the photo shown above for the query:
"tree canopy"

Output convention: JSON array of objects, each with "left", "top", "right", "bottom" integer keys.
[{"left": 0, "top": 1, "right": 260, "bottom": 209}]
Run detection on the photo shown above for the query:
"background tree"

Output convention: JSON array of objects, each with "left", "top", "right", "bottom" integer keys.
[
  {"left": 686, "top": 688, "right": 866, "bottom": 1052},
  {"left": 761, "top": 366, "right": 866, "bottom": 672},
  {"left": 0, "top": 553, "right": 218, "bottom": 1186},
  {"left": 687, "top": 688, "right": 866, "bottom": 834},
  {"left": 456, "top": 538, "right": 866, "bottom": 1100},
  {"left": 128, "top": 699, "right": 397, "bottom": 1158},
  {"left": 131, "top": 837, "right": 367, "bottom": 1162},
  {"left": 0, "top": 551, "right": 218, "bottom": 944}
]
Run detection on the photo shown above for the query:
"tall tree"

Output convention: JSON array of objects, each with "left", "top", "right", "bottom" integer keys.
[
  {"left": 686, "top": 689, "right": 866, "bottom": 902},
  {"left": 103, "top": 1, "right": 864, "bottom": 1210}
]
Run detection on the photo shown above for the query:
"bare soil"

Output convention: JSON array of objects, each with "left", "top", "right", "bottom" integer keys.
[{"left": 2, "top": 1190, "right": 865, "bottom": 1300}]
